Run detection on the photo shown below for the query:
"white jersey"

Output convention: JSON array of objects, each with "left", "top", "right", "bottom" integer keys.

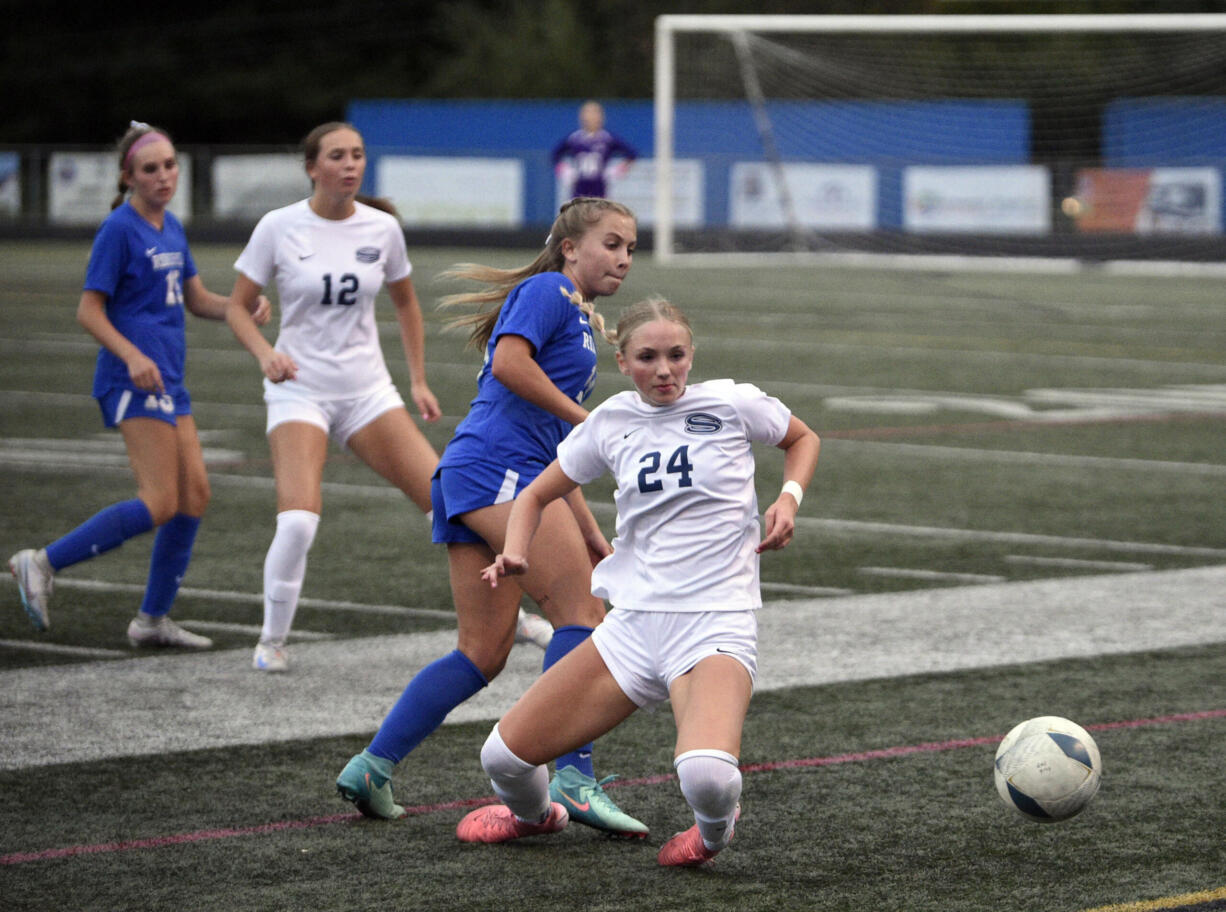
[
  {"left": 557, "top": 379, "right": 791, "bottom": 612},
  {"left": 235, "top": 199, "right": 411, "bottom": 400}
]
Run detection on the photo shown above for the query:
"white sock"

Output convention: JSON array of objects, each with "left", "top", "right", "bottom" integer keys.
[
  {"left": 480, "top": 724, "right": 551, "bottom": 822},
  {"left": 260, "top": 510, "right": 320, "bottom": 644},
  {"left": 675, "top": 749, "right": 742, "bottom": 851}
]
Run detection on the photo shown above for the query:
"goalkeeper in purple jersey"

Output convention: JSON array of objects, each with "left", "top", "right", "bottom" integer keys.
[{"left": 551, "top": 100, "right": 637, "bottom": 199}]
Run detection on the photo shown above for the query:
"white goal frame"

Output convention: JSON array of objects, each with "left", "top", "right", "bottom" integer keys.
[{"left": 653, "top": 13, "right": 1226, "bottom": 272}]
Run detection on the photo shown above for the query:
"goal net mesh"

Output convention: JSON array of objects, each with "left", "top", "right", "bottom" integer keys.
[{"left": 658, "top": 20, "right": 1226, "bottom": 267}]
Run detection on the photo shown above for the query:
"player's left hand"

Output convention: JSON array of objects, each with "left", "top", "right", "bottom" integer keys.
[{"left": 757, "top": 499, "right": 796, "bottom": 552}]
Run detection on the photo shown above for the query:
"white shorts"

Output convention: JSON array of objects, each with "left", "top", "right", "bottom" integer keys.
[
  {"left": 264, "top": 381, "right": 405, "bottom": 446},
  {"left": 591, "top": 608, "right": 759, "bottom": 709}
]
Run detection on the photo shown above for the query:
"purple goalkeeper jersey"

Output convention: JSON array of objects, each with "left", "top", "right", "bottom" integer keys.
[{"left": 551, "top": 128, "right": 637, "bottom": 198}]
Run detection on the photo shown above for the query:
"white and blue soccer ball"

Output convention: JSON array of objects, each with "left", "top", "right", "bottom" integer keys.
[{"left": 994, "top": 715, "right": 1102, "bottom": 823}]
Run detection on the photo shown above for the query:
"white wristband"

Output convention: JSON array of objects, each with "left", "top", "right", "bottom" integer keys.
[{"left": 781, "top": 480, "right": 804, "bottom": 507}]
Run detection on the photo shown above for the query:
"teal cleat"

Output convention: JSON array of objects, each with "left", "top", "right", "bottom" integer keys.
[
  {"left": 548, "top": 765, "right": 648, "bottom": 838},
  {"left": 336, "top": 749, "right": 405, "bottom": 820}
]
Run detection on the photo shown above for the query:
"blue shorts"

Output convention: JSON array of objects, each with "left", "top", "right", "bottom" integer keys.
[
  {"left": 430, "top": 461, "right": 536, "bottom": 545},
  {"left": 96, "top": 385, "right": 192, "bottom": 428}
]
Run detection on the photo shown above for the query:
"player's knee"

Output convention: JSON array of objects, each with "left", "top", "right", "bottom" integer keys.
[
  {"left": 141, "top": 489, "right": 179, "bottom": 527},
  {"left": 275, "top": 509, "right": 320, "bottom": 552},
  {"left": 480, "top": 724, "right": 536, "bottom": 782},
  {"left": 676, "top": 749, "right": 742, "bottom": 818}
]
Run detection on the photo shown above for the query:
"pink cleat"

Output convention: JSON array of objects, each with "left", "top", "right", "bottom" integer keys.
[
  {"left": 658, "top": 806, "right": 739, "bottom": 867},
  {"left": 456, "top": 801, "right": 569, "bottom": 843}
]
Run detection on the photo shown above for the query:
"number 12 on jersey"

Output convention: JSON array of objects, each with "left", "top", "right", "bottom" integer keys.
[{"left": 321, "top": 273, "right": 358, "bottom": 306}]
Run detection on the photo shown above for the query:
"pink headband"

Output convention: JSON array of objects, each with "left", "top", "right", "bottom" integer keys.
[{"left": 124, "top": 131, "right": 170, "bottom": 168}]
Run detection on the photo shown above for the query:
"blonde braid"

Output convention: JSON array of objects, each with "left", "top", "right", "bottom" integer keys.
[{"left": 560, "top": 286, "right": 617, "bottom": 347}]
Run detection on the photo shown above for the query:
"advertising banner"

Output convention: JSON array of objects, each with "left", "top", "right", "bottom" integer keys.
[
  {"left": 904, "top": 165, "right": 1050, "bottom": 235},
  {"left": 1072, "top": 167, "right": 1221, "bottom": 235},
  {"left": 378, "top": 156, "right": 523, "bottom": 227},
  {"left": 729, "top": 163, "right": 877, "bottom": 230},
  {"left": 50, "top": 152, "right": 191, "bottom": 225},
  {"left": 212, "top": 155, "right": 309, "bottom": 220},
  {"left": 0, "top": 152, "right": 19, "bottom": 217},
  {"left": 553, "top": 158, "right": 704, "bottom": 227}
]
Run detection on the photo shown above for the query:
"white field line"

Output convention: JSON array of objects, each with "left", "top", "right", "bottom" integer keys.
[
  {"left": 3, "top": 564, "right": 1224, "bottom": 770},
  {"left": 177, "top": 621, "right": 334, "bottom": 640},
  {"left": 857, "top": 567, "right": 1006, "bottom": 584},
  {"left": 26, "top": 577, "right": 456, "bottom": 620},
  {"left": 761, "top": 582, "right": 854, "bottom": 597},
  {"left": 2, "top": 447, "right": 1222, "bottom": 560},
  {"left": 800, "top": 517, "right": 1226, "bottom": 559},
  {"left": 0, "top": 639, "right": 128, "bottom": 659},
  {"left": 827, "top": 439, "right": 1226, "bottom": 476},
  {"left": 1004, "top": 555, "right": 1154, "bottom": 572}
]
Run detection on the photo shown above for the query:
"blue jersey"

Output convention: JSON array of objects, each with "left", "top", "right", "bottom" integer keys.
[
  {"left": 551, "top": 129, "right": 637, "bottom": 198},
  {"left": 83, "top": 202, "right": 196, "bottom": 398},
  {"left": 438, "top": 272, "right": 599, "bottom": 477}
]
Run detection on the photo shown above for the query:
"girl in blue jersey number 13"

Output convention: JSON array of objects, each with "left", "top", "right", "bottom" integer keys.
[
  {"left": 8, "top": 122, "right": 270, "bottom": 646},
  {"left": 456, "top": 297, "right": 821, "bottom": 866},
  {"left": 336, "top": 198, "right": 649, "bottom": 838}
]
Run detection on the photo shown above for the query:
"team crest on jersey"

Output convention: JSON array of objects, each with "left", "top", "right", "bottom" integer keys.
[
  {"left": 684, "top": 413, "right": 722, "bottom": 434},
  {"left": 354, "top": 246, "right": 380, "bottom": 263}
]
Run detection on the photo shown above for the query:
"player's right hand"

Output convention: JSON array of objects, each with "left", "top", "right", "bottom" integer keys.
[
  {"left": 260, "top": 351, "right": 298, "bottom": 383},
  {"left": 126, "top": 352, "right": 164, "bottom": 394}
]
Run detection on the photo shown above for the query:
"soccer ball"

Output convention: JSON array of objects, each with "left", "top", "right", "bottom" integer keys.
[{"left": 994, "top": 716, "right": 1101, "bottom": 823}]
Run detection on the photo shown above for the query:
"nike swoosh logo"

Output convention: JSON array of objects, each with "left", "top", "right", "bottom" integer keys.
[
  {"left": 623, "top": 428, "right": 639, "bottom": 439},
  {"left": 715, "top": 647, "right": 736, "bottom": 655},
  {"left": 146, "top": 247, "right": 157, "bottom": 256},
  {"left": 299, "top": 252, "right": 314, "bottom": 260},
  {"left": 560, "top": 793, "right": 591, "bottom": 812}
]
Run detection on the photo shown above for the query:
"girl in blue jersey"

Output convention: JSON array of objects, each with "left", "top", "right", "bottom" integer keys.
[
  {"left": 7, "top": 122, "right": 269, "bottom": 647},
  {"left": 455, "top": 298, "right": 820, "bottom": 866},
  {"left": 337, "top": 197, "right": 648, "bottom": 837}
]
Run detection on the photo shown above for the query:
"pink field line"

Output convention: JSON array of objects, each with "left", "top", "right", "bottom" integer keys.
[{"left": 5, "top": 707, "right": 1225, "bottom": 866}]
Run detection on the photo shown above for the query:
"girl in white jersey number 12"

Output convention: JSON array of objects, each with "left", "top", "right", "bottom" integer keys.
[
  {"left": 226, "top": 122, "right": 443, "bottom": 673},
  {"left": 456, "top": 296, "right": 821, "bottom": 867}
]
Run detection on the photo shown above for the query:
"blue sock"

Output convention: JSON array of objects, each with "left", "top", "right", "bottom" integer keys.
[
  {"left": 545, "top": 625, "right": 596, "bottom": 778},
  {"left": 139, "top": 514, "right": 200, "bottom": 618},
  {"left": 368, "top": 649, "right": 488, "bottom": 765},
  {"left": 44, "top": 499, "right": 154, "bottom": 571}
]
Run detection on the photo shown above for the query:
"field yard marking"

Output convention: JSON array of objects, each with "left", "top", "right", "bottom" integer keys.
[
  {"left": 828, "top": 439, "right": 1226, "bottom": 477},
  {"left": 1005, "top": 555, "right": 1154, "bottom": 572},
  {"left": 175, "top": 621, "right": 335, "bottom": 641},
  {"left": 801, "top": 517, "right": 1226, "bottom": 559},
  {"left": 1080, "top": 885, "right": 1226, "bottom": 912},
  {"left": 857, "top": 567, "right": 1006, "bottom": 584},
  {"left": 3, "top": 576, "right": 456, "bottom": 620},
  {"left": 0, "top": 639, "right": 127, "bottom": 659},
  {"left": 761, "top": 582, "right": 853, "bottom": 597},
  {"left": 4, "top": 707, "right": 1224, "bottom": 867}
]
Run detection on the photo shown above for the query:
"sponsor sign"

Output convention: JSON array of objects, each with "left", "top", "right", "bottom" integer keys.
[
  {"left": 1072, "top": 167, "right": 1221, "bottom": 235},
  {"left": 49, "top": 152, "right": 192, "bottom": 225},
  {"left": 212, "top": 155, "right": 309, "bottom": 220},
  {"left": 378, "top": 156, "right": 523, "bottom": 227},
  {"left": 904, "top": 165, "right": 1050, "bottom": 235},
  {"left": 0, "top": 152, "right": 19, "bottom": 217},
  {"left": 554, "top": 157, "right": 705, "bottom": 227},
  {"left": 729, "top": 163, "right": 877, "bottom": 230}
]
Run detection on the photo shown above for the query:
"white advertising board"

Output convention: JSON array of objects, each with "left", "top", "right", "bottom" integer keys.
[
  {"left": 212, "top": 154, "right": 310, "bottom": 220},
  {"left": 378, "top": 156, "right": 523, "bottom": 227},
  {"left": 0, "top": 152, "right": 19, "bottom": 216},
  {"left": 50, "top": 152, "right": 192, "bottom": 225},
  {"left": 1138, "top": 167, "right": 1221, "bottom": 235},
  {"left": 730, "top": 163, "right": 877, "bottom": 230},
  {"left": 554, "top": 158, "right": 705, "bottom": 228},
  {"left": 904, "top": 165, "right": 1051, "bottom": 235}
]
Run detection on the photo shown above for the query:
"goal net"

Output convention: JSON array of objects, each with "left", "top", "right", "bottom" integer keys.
[{"left": 653, "top": 14, "right": 1226, "bottom": 271}]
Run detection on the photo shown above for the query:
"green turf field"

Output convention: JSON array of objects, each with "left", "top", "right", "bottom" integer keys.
[{"left": 1, "top": 240, "right": 1224, "bottom": 911}]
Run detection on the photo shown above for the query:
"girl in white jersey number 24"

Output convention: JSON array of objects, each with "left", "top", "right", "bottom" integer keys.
[{"left": 456, "top": 296, "right": 821, "bottom": 867}]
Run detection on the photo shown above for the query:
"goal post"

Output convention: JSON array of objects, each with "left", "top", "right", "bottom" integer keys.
[{"left": 653, "top": 14, "right": 1226, "bottom": 271}]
